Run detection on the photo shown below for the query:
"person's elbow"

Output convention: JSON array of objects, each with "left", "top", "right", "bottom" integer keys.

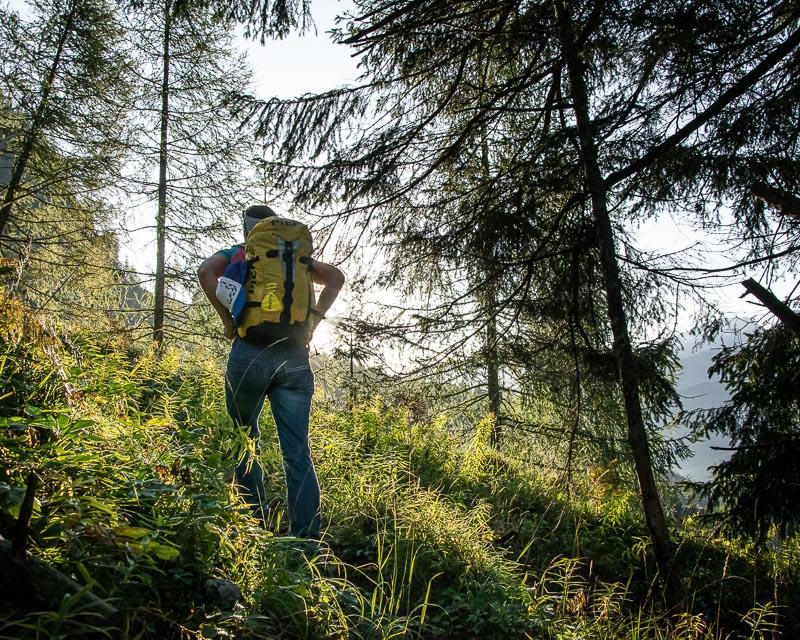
[
  {"left": 328, "top": 267, "right": 345, "bottom": 291},
  {"left": 314, "top": 261, "right": 345, "bottom": 290},
  {"left": 197, "top": 261, "right": 213, "bottom": 288},
  {"left": 198, "top": 256, "right": 225, "bottom": 291}
]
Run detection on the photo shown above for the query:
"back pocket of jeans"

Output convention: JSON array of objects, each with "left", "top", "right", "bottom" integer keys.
[{"left": 281, "top": 360, "right": 314, "bottom": 393}]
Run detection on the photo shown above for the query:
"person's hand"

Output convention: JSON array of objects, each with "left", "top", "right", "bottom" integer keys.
[
  {"left": 223, "top": 319, "right": 236, "bottom": 340},
  {"left": 307, "top": 308, "right": 325, "bottom": 342}
]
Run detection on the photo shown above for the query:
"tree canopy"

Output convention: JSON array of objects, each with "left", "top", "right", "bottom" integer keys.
[
  {"left": 230, "top": 0, "right": 800, "bottom": 599},
  {"left": 1, "top": 0, "right": 799, "bottom": 620}
]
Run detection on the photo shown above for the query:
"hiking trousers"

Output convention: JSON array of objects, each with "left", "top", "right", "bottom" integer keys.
[{"left": 224, "top": 337, "right": 320, "bottom": 538}]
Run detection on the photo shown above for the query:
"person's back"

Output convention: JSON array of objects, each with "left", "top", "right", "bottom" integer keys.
[{"left": 198, "top": 205, "right": 344, "bottom": 537}]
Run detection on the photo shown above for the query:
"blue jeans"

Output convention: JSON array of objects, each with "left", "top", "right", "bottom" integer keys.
[{"left": 224, "top": 337, "right": 319, "bottom": 538}]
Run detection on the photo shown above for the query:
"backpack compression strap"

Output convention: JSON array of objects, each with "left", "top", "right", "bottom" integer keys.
[{"left": 279, "top": 238, "right": 296, "bottom": 325}]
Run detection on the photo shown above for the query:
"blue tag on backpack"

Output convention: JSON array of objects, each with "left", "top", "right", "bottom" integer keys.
[{"left": 215, "top": 249, "right": 248, "bottom": 325}]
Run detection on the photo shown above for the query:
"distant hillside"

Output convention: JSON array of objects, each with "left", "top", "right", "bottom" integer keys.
[{"left": 671, "top": 342, "right": 731, "bottom": 481}]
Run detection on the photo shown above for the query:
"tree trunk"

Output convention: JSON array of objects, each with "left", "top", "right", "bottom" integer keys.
[
  {"left": 486, "top": 310, "right": 502, "bottom": 443},
  {"left": 0, "top": 539, "right": 119, "bottom": 623},
  {"left": 153, "top": 0, "right": 171, "bottom": 348},
  {"left": 555, "top": 0, "right": 680, "bottom": 606},
  {"left": 0, "top": 4, "right": 76, "bottom": 238},
  {"left": 741, "top": 278, "right": 800, "bottom": 338},
  {"left": 11, "top": 472, "right": 38, "bottom": 560},
  {"left": 349, "top": 330, "right": 356, "bottom": 408},
  {"left": 479, "top": 115, "right": 503, "bottom": 444}
]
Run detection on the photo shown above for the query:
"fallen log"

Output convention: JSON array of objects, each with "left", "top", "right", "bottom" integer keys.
[{"left": 0, "top": 537, "right": 119, "bottom": 622}]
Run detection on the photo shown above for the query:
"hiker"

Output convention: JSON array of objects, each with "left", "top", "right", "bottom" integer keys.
[{"left": 197, "top": 204, "right": 345, "bottom": 538}]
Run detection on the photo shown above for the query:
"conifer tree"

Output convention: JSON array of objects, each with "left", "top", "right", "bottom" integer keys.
[
  {"left": 0, "top": 0, "right": 133, "bottom": 327},
  {"left": 228, "top": 0, "right": 800, "bottom": 601},
  {"left": 688, "top": 322, "right": 800, "bottom": 544},
  {"left": 121, "top": 0, "right": 258, "bottom": 346},
  {"left": 0, "top": 0, "right": 130, "bottom": 244}
]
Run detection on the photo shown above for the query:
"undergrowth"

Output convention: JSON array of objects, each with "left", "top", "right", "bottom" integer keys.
[{"left": 0, "top": 293, "right": 798, "bottom": 639}]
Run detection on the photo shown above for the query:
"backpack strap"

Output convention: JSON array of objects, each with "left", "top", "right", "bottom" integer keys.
[{"left": 278, "top": 238, "right": 299, "bottom": 325}]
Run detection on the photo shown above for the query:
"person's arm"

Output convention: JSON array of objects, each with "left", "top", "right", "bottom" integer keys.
[
  {"left": 309, "top": 259, "right": 345, "bottom": 326},
  {"left": 198, "top": 253, "right": 236, "bottom": 339}
]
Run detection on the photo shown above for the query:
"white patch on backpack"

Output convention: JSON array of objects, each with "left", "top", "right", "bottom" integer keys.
[{"left": 216, "top": 277, "right": 242, "bottom": 310}]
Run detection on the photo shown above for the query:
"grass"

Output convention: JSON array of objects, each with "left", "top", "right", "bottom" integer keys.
[{"left": 1, "top": 298, "right": 799, "bottom": 638}]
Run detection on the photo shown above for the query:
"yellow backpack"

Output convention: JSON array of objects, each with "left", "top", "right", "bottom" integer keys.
[{"left": 237, "top": 217, "right": 316, "bottom": 344}]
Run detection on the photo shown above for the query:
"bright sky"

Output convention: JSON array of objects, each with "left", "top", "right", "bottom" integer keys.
[
  {"left": 632, "top": 212, "right": 796, "bottom": 333},
  {"left": 7, "top": 0, "right": 788, "bottom": 348},
  {"left": 115, "top": 0, "right": 361, "bottom": 350},
  {"left": 238, "top": 0, "right": 785, "bottom": 334},
  {"left": 236, "top": 0, "right": 360, "bottom": 350},
  {"left": 239, "top": 0, "right": 360, "bottom": 98}
]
